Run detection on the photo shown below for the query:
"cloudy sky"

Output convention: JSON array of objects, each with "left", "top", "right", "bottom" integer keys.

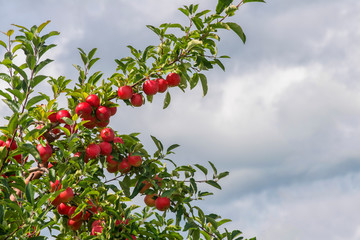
[{"left": 1, "top": 0, "right": 360, "bottom": 239}]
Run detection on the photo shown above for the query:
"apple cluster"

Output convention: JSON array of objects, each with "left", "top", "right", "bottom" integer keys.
[{"left": 118, "top": 73, "right": 181, "bottom": 107}]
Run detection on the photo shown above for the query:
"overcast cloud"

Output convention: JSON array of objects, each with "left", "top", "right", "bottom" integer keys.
[{"left": 1, "top": 0, "right": 360, "bottom": 239}]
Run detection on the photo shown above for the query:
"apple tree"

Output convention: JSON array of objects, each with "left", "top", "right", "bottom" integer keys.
[{"left": 0, "top": 0, "right": 264, "bottom": 239}]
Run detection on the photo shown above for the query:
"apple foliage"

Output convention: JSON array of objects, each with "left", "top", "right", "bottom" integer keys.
[{"left": 0, "top": 0, "right": 264, "bottom": 239}]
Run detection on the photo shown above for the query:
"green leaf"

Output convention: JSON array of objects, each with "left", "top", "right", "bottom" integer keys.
[
  {"left": 3, "top": 99, "right": 19, "bottom": 112},
  {"left": 6, "top": 29, "right": 14, "bottom": 37},
  {"left": 206, "top": 215, "right": 219, "bottom": 229},
  {"left": 31, "top": 75, "right": 47, "bottom": 88},
  {"left": 0, "top": 89, "right": 11, "bottom": 100},
  {"left": 199, "top": 74, "right": 208, "bottom": 96},
  {"left": 194, "top": 164, "right": 208, "bottom": 175},
  {"left": 36, "top": 20, "right": 51, "bottom": 34},
  {"left": 190, "top": 73, "right": 199, "bottom": 89},
  {"left": 25, "top": 182, "right": 35, "bottom": 205},
  {"left": 151, "top": 135, "right": 163, "bottom": 152},
  {"left": 49, "top": 168, "right": 56, "bottom": 183},
  {"left": 26, "top": 55, "right": 37, "bottom": 70},
  {"left": 227, "top": 22, "right": 246, "bottom": 44},
  {"left": 21, "top": 143, "right": 41, "bottom": 162},
  {"left": 214, "top": 59, "right": 225, "bottom": 71},
  {"left": 163, "top": 91, "right": 171, "bottom": 109},
  {"left": 218, "top": 171, "right": 229, "bottom": 179},
  {"left": 0, "top": 40, "right": 7, "bottom": 49},
  {"left": 208, "top": 161, "right": 218, "bottom": 175},
  {"left": 206, "top": 180, "right": 221, "bottom": 190},
  {"left": 0, "top": 73, "right": 11, "bottom": 83},
  {"left": 26, "top": 95, "right": 45, "bottom": 109},
  {"left": 167, "top": 144, "right": 180, "bottom": 153},
  {"left": 8, "top": 114, "right": 18, "bottom": 134},
  {"left": 146, "top": 25, "right": 161, "bottom": 36},
  {"left": 187, "top": 40, "right": 202, "bottom": 51},
  {"left": 216, "top": 0, "right": 233, "bottom": 14},
  {"left": 178, "top": 7, "right": 190, "bottom": 17},
  {"left": 34, "top": 59, "right": 53, "bottom": 75},
  {"left": 192, "top": 17, "right": 204, "bottom": 30},
  {"left": 11, "top": 64, "right": 28, "bottom": 80}
]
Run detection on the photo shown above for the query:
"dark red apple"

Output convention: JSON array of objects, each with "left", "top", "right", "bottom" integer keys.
[
  {"left": 57, "top": 203, "right": 70, "bottom": 215},
  {"left": 36, "top": 143, "right": 52, "bottom": 162},
  {"left": 100, "top": 128, "right": 115, "bottom": 142},
  {"left": 75, "top": 102, "right": 92, "bottom": 118},
  {"left": 156, "top": 78, "right": 168, "bottom": 93},
  {"left": 96, "top": 106, "right": 111, "bottom": 122},
  {"left": 131, "top": 93, "right": 143, "bottom": 107},
  {"left": 82, "top": 115, "right": 97, "bottom": 129},
  {"left": 99, "top": 141, "right": 112, "bottom": 155},
  {"left": 85, "top": 143, "right": 100, "bottom": 159},
  {"left": 56, "top": 110, "right": 71, "bottom": 123},
  {"left": 128, "top": 154, "right": 142, "bottom": 167},
  {"left": 50, "top": 180, "right": 62, "bottom": 193},
  {"left": 48, "top": 111, "right": 58, "bottom": 123},
  {"left": 143, "top": 80, "right": 159, "bottom": 96},
  {"left": 166, "top": 72, "right": 181, "bottom": 87},
  {"left": 118, "top": 86, "right": 133, "bottom": 100},
  {"left": 68, "top": 219, "right": 82, "bottom": 231},
  {"left": 118, "top": 158, "right": 131, "bottom": 173},
  {"left": 86, "top": 94, "right": 100, "bottom": 108},
  {"left": 155, "top": 196, "right": 170, "bottom": 211}
]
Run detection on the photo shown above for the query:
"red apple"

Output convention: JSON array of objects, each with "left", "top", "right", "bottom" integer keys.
[
  {"left": 91, "top": 225, "right": 103, "bottom": 236},
  {"left": 166, "top": 72, "right": 181, "bottom": 87},
  {"left": 5, "top": 139, "right": 17, "bottom": 150},
  {"left": 85, "top": 143, "right": 101, "bottom": 159},
  {"left": 155, "top": 196, "right": 170, "bottom": 211},
  {"left": 68, "top": 219, "right": 82, "bottom": 231},
  {"left": 91, "top": 220, "right": 103, "bottom": 228},
  {"left": 48, "top": 111, "right": 58, "bottom": 123},
  {"left": 100, "top": 128, "right": 115, "bottom": 142},
  {"left": 36, "top": 143, "right": 52, "bottom": 162},
  {"left": 131, "top": 93, "right": 143, "bottom": 107},
  {"left": 13, "top": 154, "right": 22, "bottom": 164},
  {"left": 144, "top": 194, "right": 157, "bottom": 207},
  {"left": 50, "top": 180, "right": 62, "bottom": 193},
  {"left": 107, "top": 164, "right": 118, "bottom": 173},
  {"left": 82, "top": 115, "right": 97, "bottom": 129},
  {"left": 118, "top": 158, "right": 131, "bottom": 173},
  {"left": 143, "top": 80, "right": 159, "bottom": 96},
  {"left": 59, "top": 187, "right": 74, "bottom": 203},
  {"left": 51, "top": 128, "right": 60, "bottom": 135},
  {"left": 56, "top": 110, "right": 71, "bottom": 124},
  {"left": 75, "top": 102, "right": 92, "bottom": 118},
  {"left": 96, "top": 106, "right": 111, "bottom": 122},
  {"left": 110, "top": 105, "right": 117, "bottom": 116},
  {"left": 140, "top": 180, "right": 152, "bottom": 194},
  {"left": 128, "top": 154, "right": 142, "bottom": 167},
  {"left": 156, "top": 78, "right": 168, "bottom": 93},
  {"left": 106, "top": 155, "right": 118, "bottom": 168},
  {"left": 86, "top": 94, "right": 100, "bottom": 108},
  {"left": 118, "top": 86, "right": 133, "bottom": 100},
  {"left": 99, "top": 142, "right": 112, "bottom": 155},
  {"left": 68, "top": 206, "right": 83, "bottom": 222},
  {"left": 57, "top": 203, "right": 70, "bottom": 215},
  {"left": 96, "top": 119, "right": 109, "bottom": 128}
]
